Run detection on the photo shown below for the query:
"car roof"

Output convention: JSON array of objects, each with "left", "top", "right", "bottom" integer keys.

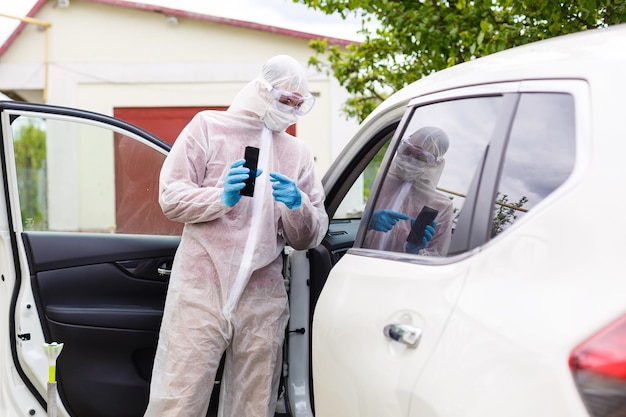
[{"left": 365, "top": 23, "right": 626, "bottom": 122}]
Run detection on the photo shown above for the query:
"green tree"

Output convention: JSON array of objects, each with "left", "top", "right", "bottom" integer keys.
[
  {"left": 296, "top": 0, "right": 626, "bottom": 122},
  {"left": 14, "top": 121, "right": 47, "bottom": 229}
]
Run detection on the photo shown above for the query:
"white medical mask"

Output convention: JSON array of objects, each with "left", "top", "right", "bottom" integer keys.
[
  {"left": 390, "top": 155, "right": 426, "bottom": 181},
  {"left": 262, "top": 105, "right": 298, "bottom": 132}
]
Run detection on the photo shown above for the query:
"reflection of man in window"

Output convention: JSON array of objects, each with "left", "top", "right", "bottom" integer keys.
[{"left": 364, "top": 126, "right": 454, "bottom": 256}]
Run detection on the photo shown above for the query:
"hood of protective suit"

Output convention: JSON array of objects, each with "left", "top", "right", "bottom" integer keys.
[{"left": 228, "top": 55, "right": 311, "bottom": 132}]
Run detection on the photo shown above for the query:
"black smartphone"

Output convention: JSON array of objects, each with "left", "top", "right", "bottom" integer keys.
[
  {"left": 406, "top": 206, "right": 439, "bottom": 245},
  {"left": 240, "top": 146, "right": 259, "bottom": 197}
]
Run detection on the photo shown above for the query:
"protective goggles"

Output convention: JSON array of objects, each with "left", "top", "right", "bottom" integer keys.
[
  {"left": 260, "top": 78, "right": 315, "bottom": 115},
  {"left": 397, "top": 140, "right": 438, "bottom": 165}
]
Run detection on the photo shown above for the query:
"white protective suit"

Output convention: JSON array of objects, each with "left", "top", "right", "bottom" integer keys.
[
  {"left": 144, "top": 55, "right": 328, "bottom": 417},
  {"left": 364, "top": 126, "right": 453, "bottom": 256}
]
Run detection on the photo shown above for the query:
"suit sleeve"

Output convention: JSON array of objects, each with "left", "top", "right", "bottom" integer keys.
[
  {"left": 159, "top": 113, "right": 231, "bottom": 224},
  {"left": 279, "top": 156, "right": 329, "bottom": 250}
]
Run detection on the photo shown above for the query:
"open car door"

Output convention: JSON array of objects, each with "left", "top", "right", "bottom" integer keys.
[{"left": 0, "top": 101, "right": 184, "bottom": 417}]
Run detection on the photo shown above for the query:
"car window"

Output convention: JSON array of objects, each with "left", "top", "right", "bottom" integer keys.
[
  {"left": 491, "top": 93, "right": 575, "bottom": 236},
  {"left": 11, "top": 115, "right": 182, "bottom": 235},
  {"left": 334, "top": 139, "right": 391, "bottom": 220},
  {"left": 362, "top": 96, "right": 502, "bottom": 256}
]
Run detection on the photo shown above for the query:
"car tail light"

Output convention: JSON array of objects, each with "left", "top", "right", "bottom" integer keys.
[{"left": 569, "top": 313, "right": 626, "bottom": 417}]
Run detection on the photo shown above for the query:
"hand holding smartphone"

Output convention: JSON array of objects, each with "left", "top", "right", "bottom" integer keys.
[
  {"left": 406, "top": 206, "right": 438, "bottom": 245},
  {"left": 240, "top": 146, "right": 259, "bottom": 197}
]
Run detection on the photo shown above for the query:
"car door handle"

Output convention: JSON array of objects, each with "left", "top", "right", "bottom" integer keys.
[
  {"left": 383, "top": 323, "right": 422, "bottom": 348},
  {"left": 157, "top": 267, "right": 171, "bottom": 277}
]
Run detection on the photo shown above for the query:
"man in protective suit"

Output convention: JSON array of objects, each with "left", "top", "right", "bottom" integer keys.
[
  {"left": 143, "top": 55, "right": 328, "bottom": 417},
  {"left": 364, "top": 126, "right": 453, "bottom": 256}
]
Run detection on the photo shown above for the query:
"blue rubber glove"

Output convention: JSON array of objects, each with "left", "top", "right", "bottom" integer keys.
[
  {"left": 221, "top": 159, "right": 263, "bottom": 207},
  {"left": 269, "top": 172, "right": 301, "bottom": 209},
  {"left": 405, "top": 220, "right": 437, "bottom": 254},
  {"left": 369, "top": 209, "right": 410, "bottom": 232}
]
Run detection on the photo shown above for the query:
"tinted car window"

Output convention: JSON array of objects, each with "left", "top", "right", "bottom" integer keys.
[
  {"left": 362, "top": 96, "right": 502, "bottom": 256},
  {"left": 12, "top": 115, "right": 182, "bottom": 235},
  {"left": 491, "top": 93, "right": 575, "bottom": 236}
]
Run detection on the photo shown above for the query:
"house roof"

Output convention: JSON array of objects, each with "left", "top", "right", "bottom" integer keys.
[{"left": 0, "top": 0, "right": 355, "bottom": 58}]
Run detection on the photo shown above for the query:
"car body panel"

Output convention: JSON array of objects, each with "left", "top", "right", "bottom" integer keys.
[{"left": 312, "top": 253, "right": 469, "bottom": 417}]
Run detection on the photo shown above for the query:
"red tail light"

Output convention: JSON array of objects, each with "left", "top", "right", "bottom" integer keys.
[{"left": 569, "top": 313, "right": 626, "bottom": 417}]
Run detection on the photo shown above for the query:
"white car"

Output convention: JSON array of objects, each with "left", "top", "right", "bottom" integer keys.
[{"left": 1, "top": 23, "right": 625, "bottom": 417}]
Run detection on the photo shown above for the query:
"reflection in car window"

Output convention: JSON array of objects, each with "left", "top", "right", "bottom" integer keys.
[
  {"left": 491, "top": 93, "right": 575, "bottom": 236},
  {"left": 363, "top": 96, "right": 502, "bottom": 256},
  {"left": 12, "top": 115, "right": 182, "bottom": 235}
]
